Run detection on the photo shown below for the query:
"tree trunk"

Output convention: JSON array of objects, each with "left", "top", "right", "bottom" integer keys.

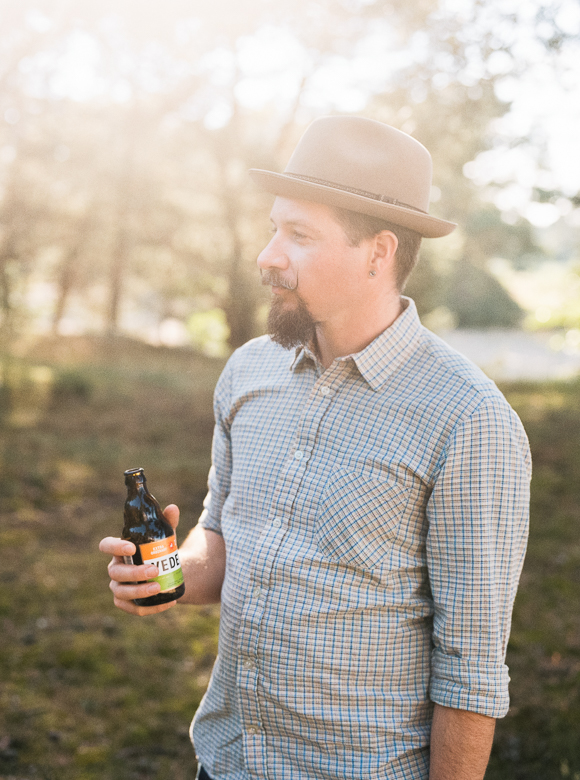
[
  {"left": 105, "top": 110, "right": 139, "bottom": 337},
  {"left": 106, "top": 223, "right": 131, "bottom": 335},
  {"left": 0, "top": 239, "right": 19, "bottom": 422},
  {"left": 221, "top": 186, "right": 257, "bottom": 349},
  {"left": 52, "top": 245, "right": 79, "bottom": 334}
]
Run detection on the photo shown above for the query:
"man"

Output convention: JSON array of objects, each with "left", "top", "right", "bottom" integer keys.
[{"left": 100, "top": 116, "right": 531, "bottom": 780}]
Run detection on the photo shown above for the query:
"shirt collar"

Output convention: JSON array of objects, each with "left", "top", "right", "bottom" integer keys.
[
  {"left": 289, "top": 297, "right": 423, "bottom": 390},
  {"left": 290, "top": 343, "right": 317, "bottom": 372}
]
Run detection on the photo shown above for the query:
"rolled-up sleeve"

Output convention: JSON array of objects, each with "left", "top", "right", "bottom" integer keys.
[
  {"left": 197, "top": 359, "right": 234, "bottom": 536},
  {"left": 426, "top": 399, "right": 531, "bottom": 718}
]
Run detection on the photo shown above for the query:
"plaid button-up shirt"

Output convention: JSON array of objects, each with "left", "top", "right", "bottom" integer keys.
[{"left": 191, "top": 298, "right": 531, "bottom": 780}]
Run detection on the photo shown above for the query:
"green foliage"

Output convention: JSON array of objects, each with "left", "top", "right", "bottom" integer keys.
[
  {"left": 445, "top": 259, "right": 524, "bottom": 328},
  {"left": 52, "top": 369, "right": 95, "bottom": 402},
  {"left": 187, "top": 309, "right": 231, "bottom": 358},
  {"left": 406, "top": 252, "right": 525, "bottom": 329}
]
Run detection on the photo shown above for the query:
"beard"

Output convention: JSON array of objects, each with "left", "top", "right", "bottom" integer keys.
[
  {"left": 261, "top": 268, "right": 316, "bottom": 350},
  {"left": 267, "top": 293, "right": 316, "bottom": 351}
]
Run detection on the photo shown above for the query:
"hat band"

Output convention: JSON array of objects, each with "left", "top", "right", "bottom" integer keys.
[{"left": 284, "top": 172, "right": 428, "bottom": 215}]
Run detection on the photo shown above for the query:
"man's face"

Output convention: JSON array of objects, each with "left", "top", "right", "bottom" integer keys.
[{"left": 257, "top": 197, "right": 373, "bottom": 350}]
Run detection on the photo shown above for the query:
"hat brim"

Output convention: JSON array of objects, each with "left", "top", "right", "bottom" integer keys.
[{"left": 249, "top": 169, "right": 456, "bottom": 239}]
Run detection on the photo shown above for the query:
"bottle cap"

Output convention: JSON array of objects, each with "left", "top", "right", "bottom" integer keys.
[{"left": 124, "top": 467, "right": 145, "bottom": 486}]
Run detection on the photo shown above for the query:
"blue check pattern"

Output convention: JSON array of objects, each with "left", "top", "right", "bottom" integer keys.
[{"left": 191, "top": 298, "right": 531, "bottom": 780}]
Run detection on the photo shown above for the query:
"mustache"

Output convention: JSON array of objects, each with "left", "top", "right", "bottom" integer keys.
[{"left": 260, "top": 269, "right": 298, "bottom": 291}]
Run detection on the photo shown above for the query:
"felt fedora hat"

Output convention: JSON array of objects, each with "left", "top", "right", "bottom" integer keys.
[{"left": 249, "top": 116, "right": 456, "bottom": 238}]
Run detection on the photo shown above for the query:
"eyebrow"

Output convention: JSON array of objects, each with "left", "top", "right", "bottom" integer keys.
[{"left": 271, "top": 218, "right": 322, "bottom": 236}]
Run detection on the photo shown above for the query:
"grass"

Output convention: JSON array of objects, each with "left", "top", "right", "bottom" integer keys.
[
  {"left": 0, "top": 338, "right": 224, "bottom": 780},
  {"left": 1, "top": 337, "right": 580, "bottom": 778},
  {"left": 488, "top": 381, "right": 580, "bottom": 779}
]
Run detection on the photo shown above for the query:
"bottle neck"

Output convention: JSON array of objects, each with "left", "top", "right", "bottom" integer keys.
[{"left": 126, "top": 478, "right": 147, "bottom": 498}]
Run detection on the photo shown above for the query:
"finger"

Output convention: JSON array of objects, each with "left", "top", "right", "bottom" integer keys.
[
  {"left": 99, "top": 537, "right": 135, "bottom": 557},
  {"left": 108, "top": 561, "right": 160, "bottom": 583},
  {"left": 113, "top": 595, "right": 177, "bottom": 617},
  {"left": 163, "top": 504, "right": 180, "bottom": 529},
  {"left": 110, "top": 579, "right": 161, "bottom": 602}
]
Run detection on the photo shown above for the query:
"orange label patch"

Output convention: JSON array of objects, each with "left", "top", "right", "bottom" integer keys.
[{"left": 140, "top": 535, "right": 178, "bottom": 560}]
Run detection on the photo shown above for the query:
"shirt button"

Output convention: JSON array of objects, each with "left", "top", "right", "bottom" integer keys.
[
  {"left": 294, "top": 450, "right": 304, "bottom": 460},
  {"left": 253, "top": 586, "right": 262, "bottom": 599},
  {"left": 242, "top": 658, "right": 256, "bottom": 670},
  {"left": 272, "top": 517, "right": 282, "bottom": 528},
  {"left": 320, "top": 386, "right": 330, "bottom": 396},
  {"left": 247, "top": 725, "right": 260, "bottom": 735}
]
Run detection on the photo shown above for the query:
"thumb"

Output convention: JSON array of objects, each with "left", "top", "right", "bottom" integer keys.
[{"left": 163, "top": 504, "right": 180, "bottom": 530}]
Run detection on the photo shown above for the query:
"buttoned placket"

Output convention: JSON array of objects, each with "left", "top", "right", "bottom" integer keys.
[{"left": 235, "top": 359, "right": 351, "bottom": 780}]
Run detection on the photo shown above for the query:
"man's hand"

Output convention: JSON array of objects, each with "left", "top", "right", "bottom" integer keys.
[
  {"left": 429, "top": 703, "right": 496, "bottom": 780},
  {"left": 99, "top": 505, "right": 226, "bottom": 614},
  {"left": 99, "top": 504, "right": 181, "bottom": 617}
]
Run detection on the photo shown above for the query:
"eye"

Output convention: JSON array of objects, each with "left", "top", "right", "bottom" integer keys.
[{"left": 292, "top": 231, "right": 308, "bottom": 241}]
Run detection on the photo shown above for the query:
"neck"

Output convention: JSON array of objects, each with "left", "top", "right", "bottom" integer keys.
[{"left": 314, "top": 293, "right": 404, "bottom": 369}]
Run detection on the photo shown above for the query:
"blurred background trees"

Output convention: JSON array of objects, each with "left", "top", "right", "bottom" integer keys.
[{"left": 0, "top": 0, "right": 578, "bottom": 361}]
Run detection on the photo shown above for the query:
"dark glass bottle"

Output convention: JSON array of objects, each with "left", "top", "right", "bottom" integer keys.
[{"left": 122, "top": 468, "right": 185, "bottom": 606}]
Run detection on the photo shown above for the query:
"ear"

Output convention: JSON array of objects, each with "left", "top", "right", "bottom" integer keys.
[{"left": 368, "top": 230, "right": 398, "bottom": 277}]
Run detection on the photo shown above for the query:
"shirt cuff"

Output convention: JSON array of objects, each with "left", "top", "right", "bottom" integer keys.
[
  {"left": 430, "top": 648, "right": 511, "bottom": 718},
  {"left": 197, "top": 508, "right": 223, "bottom": 535}
]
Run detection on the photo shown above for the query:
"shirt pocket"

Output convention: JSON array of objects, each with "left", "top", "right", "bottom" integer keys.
[{"left": 314, "top": 467, "right": 410, "bottom": 569}]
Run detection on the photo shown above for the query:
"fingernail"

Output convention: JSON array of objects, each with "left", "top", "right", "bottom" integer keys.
[
  {"left": 147, "top": 567, "right": 159, "bottom": 578},
  {"left": 122, "top": 544, "right": 134, "bottom": 554},
  {"left": 147, "top": 583, "right": 160, "bottom": 594}
]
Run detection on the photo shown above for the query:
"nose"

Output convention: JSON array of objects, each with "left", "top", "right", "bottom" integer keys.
[{"left": 257, "top": 233, "right": 289, "bottom": 272}]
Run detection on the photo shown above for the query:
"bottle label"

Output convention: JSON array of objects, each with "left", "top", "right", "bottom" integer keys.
[{"left": 139, "top": 535, "right": 184, "bottom": 592}]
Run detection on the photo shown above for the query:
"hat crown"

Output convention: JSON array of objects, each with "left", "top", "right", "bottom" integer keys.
[
  {"left": 284, "top": 116, "right": 433, "bottom": 213},
  {"left": 248, "top": 115, "right": 456, "bottom": 238}
]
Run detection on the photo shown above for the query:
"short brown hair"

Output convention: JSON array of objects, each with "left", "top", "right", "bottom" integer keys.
[{"left": 330, "top": 206, "right": 422, "bottom": 290}]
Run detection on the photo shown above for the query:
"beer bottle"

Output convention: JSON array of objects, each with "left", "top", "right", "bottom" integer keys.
[{"left": 122, "top": 468, "right": 185, "bottom": 606}]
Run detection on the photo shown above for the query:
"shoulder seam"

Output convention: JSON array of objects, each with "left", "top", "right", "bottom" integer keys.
[{"left": 417, "top": 329, "right": 498, "bottom": 402}]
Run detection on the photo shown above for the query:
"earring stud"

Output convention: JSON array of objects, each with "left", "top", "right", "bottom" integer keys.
[{"left": 369, "top": 270, "right": 376, "bottom": 277}]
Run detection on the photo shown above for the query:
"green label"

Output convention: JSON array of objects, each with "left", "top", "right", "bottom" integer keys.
[{"left": 155, "top": 566, "right": 184, "bottom": 592}]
